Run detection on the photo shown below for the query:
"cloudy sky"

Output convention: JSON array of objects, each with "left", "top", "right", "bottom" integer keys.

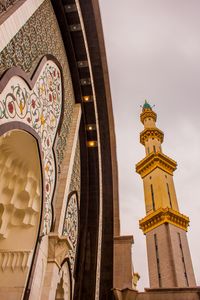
[{"left": 99, "top": 0, "right": 200, "bottom": 291}]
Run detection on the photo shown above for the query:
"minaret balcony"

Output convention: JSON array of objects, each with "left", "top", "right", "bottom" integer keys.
[
  {"left": 140, "top": 110, "right": 157, "bottom": 124},
  {"left": 139, "top": 207, "right": 190, "bottom": 234},
  {"left": 136, "top": 152, "right": 177, "bottom": 178},
  {"left": 140, "top": 128, "right": 164, "bottom": 145}
]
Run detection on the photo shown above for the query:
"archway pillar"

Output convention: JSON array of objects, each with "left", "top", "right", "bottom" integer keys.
[{"left": 41, "top": 233, "right": 72, "bottom": 300}]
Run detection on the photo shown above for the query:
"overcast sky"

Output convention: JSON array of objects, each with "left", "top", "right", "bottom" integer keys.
[{"left": 99, "top": 0, "right": 200, "bottom": 291}]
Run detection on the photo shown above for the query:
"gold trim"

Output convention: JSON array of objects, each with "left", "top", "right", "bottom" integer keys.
[
  {"left": 140, "top": 110, "right": 157, "bottom": 124},
  {"left": 136, "top": 152, "right": 177, "bottom": 178},
  {"left": 139, "top": 207, "right": 189, "bottom": 234},
  {"left": 140, "top": 128, "right": 164, "bottom": 145}
]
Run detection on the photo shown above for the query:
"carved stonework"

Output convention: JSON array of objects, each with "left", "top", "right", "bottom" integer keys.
[
  {"left": 139, "top": 207, "right": 190, "bottom": 234},
  {"left": 69, "top": 143, "right": 80, "bottom": 274},
  {"left": 0, "top": 250, "right": 32, "bottom": 271},
  {"left": 62, "top": 262, "right": 71, "bottom": 300},
  {"left": 0, "top": 130, "right": 42, "bottom": 239},
  {"left": 63, "top": 191, "right": 79, "bottom": 273},
  {"left": 140, "top": 128, "right": 164, "bottom": 145},
  {"left": 69, "top": 142, "right": 80, "bottom": 200},
  {"left": 0, "top": 60, "right": 62, "bottom": 233},
  {"left": 48, "top": 233, "right": 72, "bottom": 268},
  {"left": 0, "top": 0, "right": 19, "bottom": 16},
  {"left": 0, "top": 155, "right": 40, "bottom": 238},
  {"left": 136, "top": 152, "right": 177, "bottom": 178},
  {"left": 63, "top": 192, "right": 79, "bottom": 273},
  {"left": 56, "top": 261, "right": 71, "bottom": 300},
  {"left": 0, "top": 0, "right": 75, "bottom": 170},
  {"left": 64, "top": 193, "right": 78, "bottom": 247},
  {"left": 140, "top": 109, "right": 157, "bottom": 124}
]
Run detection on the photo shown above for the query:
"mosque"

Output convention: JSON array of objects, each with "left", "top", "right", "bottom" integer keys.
[{"left": 0, "top": 1, "right": 199, "bottom": 299}]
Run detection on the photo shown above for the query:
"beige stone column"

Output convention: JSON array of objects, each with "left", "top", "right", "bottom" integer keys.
[
  {"left": 114, "top": 235, "right": 134, "bottom": 290},
  {"left": 41, "top": 233, "right": 72, "bottom": 300}
]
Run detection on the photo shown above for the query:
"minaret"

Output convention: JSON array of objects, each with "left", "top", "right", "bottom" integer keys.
[{"left": 136, "top": 101, "right": 196, "bottom": 288}]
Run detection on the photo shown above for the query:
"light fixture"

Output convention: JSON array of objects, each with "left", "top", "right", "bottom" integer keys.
[
  {"left": 82, "top": 95, "right": 93, "bottom": 102},
  {"left": 87, "top": 140, "right": 97, "bottom": 147},
  {"left": 86, "top": 124, "right": 96, "bottom": 131}
]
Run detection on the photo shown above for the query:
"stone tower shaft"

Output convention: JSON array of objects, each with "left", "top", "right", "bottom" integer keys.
[{"left": 136, "top": 101, "right": 196, "bottom": 288}]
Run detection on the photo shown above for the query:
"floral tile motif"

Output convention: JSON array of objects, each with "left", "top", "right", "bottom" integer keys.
[
  {"left": 0, "top": 0, "right": 75, "bottom": 171},
  {"left": 0, "top": 60, "right": 62, "bottom": 233},
  {"left": 63, "top": 190, "right": 79, "bottom": 273}
]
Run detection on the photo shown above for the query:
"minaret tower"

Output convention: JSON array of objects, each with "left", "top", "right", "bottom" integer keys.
[{"left": 136, "top": 101, "right": 196, "bottom": 288}]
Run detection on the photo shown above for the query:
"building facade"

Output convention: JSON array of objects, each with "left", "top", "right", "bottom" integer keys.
[
  {"left": 0, "top": 1, "right": 126, "bottom": 299},
  {"left": 0, "top": 2, "right": 199, "bottom": 300}
]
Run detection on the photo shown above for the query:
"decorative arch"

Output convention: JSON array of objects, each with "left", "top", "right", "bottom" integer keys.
[
  {"left": 0, "top": 55, "right": 64, "bottom": 299},
  {"left": 63, "top": 191, "right": 79, "bottom": 276},
  {"left": 0, "top": 129, "right": 42, "bottom": 299},
  {"left": 0, "top": 55, "right": 63, "bottom": 234},
  {"left": 56, "top": 259, "right": 72, "bottom": 300}
]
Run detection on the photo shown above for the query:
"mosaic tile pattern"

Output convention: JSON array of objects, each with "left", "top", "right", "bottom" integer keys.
[
  {"left": 63, "top": 192, "right": 78, "bottom": 274},
  {"left": 0, "top": 0, "right": 75, "bottom": 169},
  {"left": 0, "top": 61, "right": 62, "bottom": 233},
  {"left": 1, "top": 0, "right": 81, "bottom": 275},
  {"left": 63, "top": 142, "right": 80, "bottom": 273}
]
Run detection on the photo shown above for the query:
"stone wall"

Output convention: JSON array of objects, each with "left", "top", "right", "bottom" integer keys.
[{"left": 146, "top": 223, "right": 196, "bottom": 288}]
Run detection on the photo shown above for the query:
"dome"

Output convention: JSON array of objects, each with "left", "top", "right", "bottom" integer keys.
[{"left": 143, "top": 100, "right": 152, "bottom": 110}]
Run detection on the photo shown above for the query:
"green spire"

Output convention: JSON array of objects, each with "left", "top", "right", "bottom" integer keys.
[{"left": 143, "top": 100, "right": 152, "bottom": 110}]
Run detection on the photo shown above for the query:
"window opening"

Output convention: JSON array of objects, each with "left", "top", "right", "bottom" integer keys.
[
  {"left": 151, "top": 184, "right": 155, "bottom": 211},
  {"left": 154, "top": 234, "right": 162, "bottom": 287},
  {"left": 166, "top": 183, "right": 172, "bottom": 208},
  {"left": 178, "top": 233, "right": 189, "bottom": 286}
]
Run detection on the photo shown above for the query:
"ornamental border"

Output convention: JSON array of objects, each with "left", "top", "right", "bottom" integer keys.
[
  {"left": 140, "top": 128, "right": 164, "bottom": 145},
  {"left": 64, "top": 190, "right": 80, "bottom": 279},
  {"left": 0, "top": 54, "right": 64, "bottom": 134},
  {"left": 140, "top": 110, "right": 157, "bottom": 124},
  {"left": 136, "top": 152, "right": 177, "bottom": 178},
  {"left": 139, "top": 207, "right": 189, "bottom": 234}
]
